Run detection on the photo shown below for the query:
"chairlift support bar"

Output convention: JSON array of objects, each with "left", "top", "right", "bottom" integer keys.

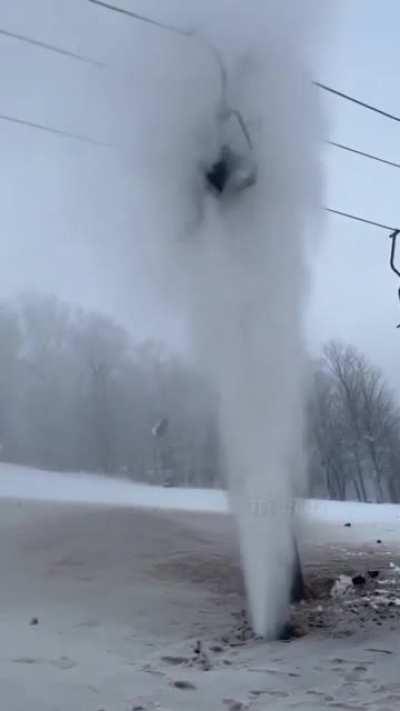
[
  {"left": 389, "top": 230, "right": 400, "bottom": 328},
  {"left": 390, "top": 230, "right": 400, "bottom": 279},
  {"left": 88, "top": 0, "right": 252, "bottom": 149},
  {"left": 327, "top": 211, "right": 400, "bottom": 329}
]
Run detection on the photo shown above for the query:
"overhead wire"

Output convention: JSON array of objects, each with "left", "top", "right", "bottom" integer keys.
[
  {"left": 1, "top": 7, "right": 399, "bottom": 127},
  {"left": 2, "top": 6, "right": 400, "bottom": 161},
  {"left": 84, "top": 0, "right": 400, "bottom": 127},
  {"left": 2, "top": 2, "right": 400, "bottom": 321},
  {"left": 0, "top": 26, "right": 104, "bottom": 66},
  {"left": 87, "top": 0, "right": 192, "bottom": 36},
  {"left": 0, "top": 112, "right": 109, "bottom": 146},
  {"left": 323, "top": 208, "right": 398, "bottom": 233},
  {"left": 326, "top": 140, "right": 400, "bottom": 171},
  {"left": 315, "top": 81, "right": 400, "bottom": 123},
  {"left": 1, "top": 3, "right": 400, "bottom": 229}
]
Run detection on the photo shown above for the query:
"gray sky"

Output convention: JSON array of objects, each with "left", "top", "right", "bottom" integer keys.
[
  {"left": 0, "top": 1, "right": 399, "bottom": 392},
  {"left": 307, "top": 0, "right": 400, "bottom": 395}
]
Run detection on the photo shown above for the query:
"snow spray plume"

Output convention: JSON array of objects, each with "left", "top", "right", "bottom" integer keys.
[{"left": 140, "top": 1, "right": 325, "bottom": 638}]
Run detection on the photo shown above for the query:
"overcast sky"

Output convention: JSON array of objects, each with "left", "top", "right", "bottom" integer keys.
[{"left": 0, "top": 1, "right": 399, "bottom": 392}]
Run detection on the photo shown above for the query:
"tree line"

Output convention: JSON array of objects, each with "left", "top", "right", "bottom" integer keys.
[
  {"left": 0, "top": 293, "right": 399, "bottom": 501},
  {"left": 0, "top": 293, "right": 220, "bottom": 486}
]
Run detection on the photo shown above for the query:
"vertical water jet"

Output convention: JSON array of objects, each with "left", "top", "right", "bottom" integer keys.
[{"left": 138, "top": 0, "right": 325, "bottom": 638}]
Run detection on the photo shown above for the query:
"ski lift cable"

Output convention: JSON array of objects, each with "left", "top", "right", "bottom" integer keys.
[
  {"left": 4, "top": 2, "right": 400, "bottom": 325},
  {"left": 0, "top": 26, "right": 105, "bottom": 66},
  {"left": 324, "top": 207, "right": 399, "bottom": 233},
  {"left": 0, "top": 16, "right": 230, "bottom": 141},
  {"left": 2, "top": 10, "right": 400, "bottom": 127},
  {"left": 315, "top": 81, "right": 400, "bottom": 123},
  {"left": 0, "top": 112, "right": 110, "bottom": 146},
  {"left": 87, "top": 1, "right": 400, "bottom": 151},
  {"left": 0, "top": 13, "right": 227, "bottom": 111},
  {"left": 88, "top": 2, "right": 400, "bottom": 126},
  {"left": 3, "top": 104, "right": 399, "bottom": 253},
  {"left": 2, "top": 105, "right": 400, "bottom": 173},
  {"left": 2, "top": 106, "right": 396, "bottom": 228},
  {"left": 326, "top": 141, "right": 400, "bottom": 171},
  {"left": 2, "top": 8, "right": 400, "bottom": 171},
  {"left": 1, "top": 12, "right": 399, "bottom": 156},
  {"left": 87, "top": 0, "right": 193, "bottom": 37}
]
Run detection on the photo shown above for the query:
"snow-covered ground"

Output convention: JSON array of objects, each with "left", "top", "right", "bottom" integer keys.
[
  {"left": 1, "top": 463, "right": 400, "bottom": 710},
  {"left": 2, "top": 462, "right": 400, "bottom": 546},
  {"left": 0, "top": 463, "right": 229, "bottom": 512}
]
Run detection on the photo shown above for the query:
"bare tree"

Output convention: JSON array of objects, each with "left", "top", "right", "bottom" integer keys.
[
  {"left": 0, "top": 303, "right": 21, "bottom": 459},
  {"left": 322, "top": 342, "right": 369, "bottom": 501},
  {"left": 73, "top": 311, "right": 130, "bottom": 474},
  {"left": 308, "top": 367, "right": 347, "bottom": 499},
  {"left": 309, "top": 340, "right": 400, "bottom": 503}
]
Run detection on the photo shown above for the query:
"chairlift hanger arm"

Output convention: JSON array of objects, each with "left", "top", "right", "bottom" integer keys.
[
  {"left": 389, "top": 230, "right": 400, "bottom": 328},
  {"left": 229, "top": 109, "right": 253, "bottom": 149},
  {"left": 389, "top": 230, "right": 400, "bottom": 278},
  {"left": 88, "top": 0, "right": 252, "bottom": 150}
]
